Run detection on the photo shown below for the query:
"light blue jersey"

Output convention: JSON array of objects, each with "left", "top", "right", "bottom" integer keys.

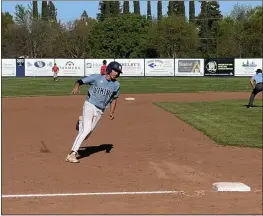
[
  {"left": 253, "top": 73, "right": 263, "bottom": 84},
  {"left": 81, "top": 74, "right": 120, "bottom": 111}
]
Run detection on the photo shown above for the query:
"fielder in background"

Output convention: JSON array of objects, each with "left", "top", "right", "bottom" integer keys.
[
  {"left": 52, "top": 63, "right": 59, "bottom": 82},
  {"left": 66, "top": 61, "right": 122, "bottom": 163},
  {"left": 100, "top": 60, "right": 107, "bottom": 75},
  {"left": 247, "top": 68, "right": 263, "bottom": 108}
]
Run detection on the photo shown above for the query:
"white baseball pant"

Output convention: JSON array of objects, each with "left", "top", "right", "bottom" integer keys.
[{"left": 71, "top": 101, "right": 103, "bottom": 152}]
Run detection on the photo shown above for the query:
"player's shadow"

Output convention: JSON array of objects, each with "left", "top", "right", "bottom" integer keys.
[
  {"left": 77, "top": 144, "right": 114, "bottom": 159},
  {"left": 242, "top": 104, "right": 263, "bottom": 108}
]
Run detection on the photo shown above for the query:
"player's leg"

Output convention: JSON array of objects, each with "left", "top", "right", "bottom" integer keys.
[
  {"left": 53, "top": 72, "right": 57, "bottom": 81},
  {"left": 75, "top": 109, "right": 102, "bottom": 158},
  {"left": 76, "top": 116, "right": 82, "bottom": 132},
  {"left": 91, "top": 108, "right": 103, "bottom": 131},
  {"left": 66, "top": 101, "right": 94, "bottom": 162},
  {"left": 248, "top": 83, "right": 263, "bottom": 107},
  {"left": 76, "top": 109, "right": 101, "bottom": 137},
  {"left": 66, "top": 102, "right": 102, "bottom": 163}
]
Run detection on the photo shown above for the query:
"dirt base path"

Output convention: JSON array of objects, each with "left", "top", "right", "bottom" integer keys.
[{"left": 2, "top": 92, "right": 262, "bottom": 214}]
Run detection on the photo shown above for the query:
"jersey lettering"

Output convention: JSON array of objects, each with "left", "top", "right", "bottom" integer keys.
[{"left": 93, "top": 87, "right": 112, "bottom": 96}]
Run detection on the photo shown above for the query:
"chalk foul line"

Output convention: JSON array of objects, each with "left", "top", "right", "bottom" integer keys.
[
  {"left": 2, "top": 190, "right": 185, "bottom": 198},
  {"left": 2, "top": 189, "right": 261, "bottom": 199}
]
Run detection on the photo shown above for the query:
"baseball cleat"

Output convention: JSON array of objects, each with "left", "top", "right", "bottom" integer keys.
[{"left": 65, "top": 152, "right": 79, "bottom": 163}]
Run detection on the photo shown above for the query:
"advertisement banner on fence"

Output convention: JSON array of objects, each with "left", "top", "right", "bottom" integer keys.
[
  {"left": 145, "top": 59, "right": 174, "bottom": 76},
  {"left": 175, "top": 59, "right": 204, "bottom": 76},
  {"left": 234, "top": 58, "right": 263, "bottom": 76},
  {"left": 204, "top": 58, "right": 234, "bottom": 76},
  {"left": 25, "top": 59, "right": 54, "bottom": 76},
  {"left": 85, "top": 59, "right": 114, "bottom": 75},
  {"left": 16, "top": 58, "right": 25, "bottom": 77},
  {"left": 114, "top": 59, "right": 144, "bottom": 76},
  {"left": 54, "top": 59, "right": 84, "bottom": 76},
  {"left": 1, "top": 59, "right": 16, "bottom": 76}
]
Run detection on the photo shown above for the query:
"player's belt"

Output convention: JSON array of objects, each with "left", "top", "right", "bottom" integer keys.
[{"left": 94, "top": 104, "right": 104, "bottom": 111}]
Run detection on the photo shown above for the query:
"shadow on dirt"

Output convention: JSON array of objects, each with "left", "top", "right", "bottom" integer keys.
[{"left": 77, "top": 144, "right": 114, "bottom": 159}]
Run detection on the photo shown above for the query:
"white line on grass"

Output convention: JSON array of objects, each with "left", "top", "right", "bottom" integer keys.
[{"left": 2, "top": 190, "right": 185, "bottom": 198}]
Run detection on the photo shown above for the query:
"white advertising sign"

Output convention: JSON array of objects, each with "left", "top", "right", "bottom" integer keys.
[
  {"left": 235, "top": 58, "right": 263, "bottom": 76},
  {"left": 175, "top": 59, "right": 204, "bottom": 76},
  {"left": 25, "top": 59, "right": 54, "bottom": 76},
  {"left": 54, "top": 59, "right": 84, "bottom": 76},
  {"left": 1, "top": 59, "right": 16, "bottom": 76},
  {"left": 85, "top": 59, "right": 114, "bottom": 75},
  {"left": 145, "top": 59, "right": 174, "bottom": 76},
  {"left": 114, "top": 59, "right": 144, "bottom": 76}
]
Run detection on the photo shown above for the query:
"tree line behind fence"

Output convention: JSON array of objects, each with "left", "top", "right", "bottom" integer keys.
[{"left": 2, "top": 1, "right": 262, "bottom": 59}]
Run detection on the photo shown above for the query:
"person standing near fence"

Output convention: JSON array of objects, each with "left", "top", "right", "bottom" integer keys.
[
  {"left": 52, "top": 63, "right": 59, "bottom": 82},
  {"left": 247, "top": 68, "right": 263, "bottom": 108},
  {"left": 100, "top": 60, "right": 107, "bottom": 75}
]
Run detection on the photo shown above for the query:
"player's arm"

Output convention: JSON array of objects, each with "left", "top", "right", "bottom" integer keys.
[
  {"left": 250, "top": 76, "right": 255, "bottom": 88},
  {"left": 109, "top": 87, "right": 120, "bottom": 120},
  {"left": 71, "top": 75, "right": 96, "bottom": 95},
  {"left": 109, "top": 99, "right": 118, "bottom": 119}
]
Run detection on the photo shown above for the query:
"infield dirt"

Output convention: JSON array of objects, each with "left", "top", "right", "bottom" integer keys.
[{"left": 2, "top": 92, "right": 262, "bottom": 214}]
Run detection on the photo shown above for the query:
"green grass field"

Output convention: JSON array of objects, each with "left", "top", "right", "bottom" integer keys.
[
  {"left": 2, "top": 77, "right": 261, "bottom": 149},
  {"left": 2, "top": 77, "right": 251, "bottom": 97},
  {"left": 155, "top": 100, "right": 262, "bottom": 148}
]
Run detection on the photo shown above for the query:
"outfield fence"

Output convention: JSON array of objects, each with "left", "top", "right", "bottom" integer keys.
[{"left": 1, "top": 58, "right": 262, "bottom": 77}]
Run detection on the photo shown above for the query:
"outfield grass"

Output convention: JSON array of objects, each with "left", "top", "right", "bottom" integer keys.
[
  {"left": 2, "top": 77, "right": 251, "bottom": 97},
  {"left": 155, "top": 99, "right": 262, "bottom": 148}
]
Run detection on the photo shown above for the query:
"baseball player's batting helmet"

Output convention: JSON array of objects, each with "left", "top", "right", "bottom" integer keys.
[
  {"left": 256, "top": 68, "right": 262, "bottom": 74},
  {"left": 106, "top": 61, "right": 123, "bottom": 74}
]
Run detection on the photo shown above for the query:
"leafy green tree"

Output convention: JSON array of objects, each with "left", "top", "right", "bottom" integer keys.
[
  {"left": 41, "top": 1, "right": 48, "bottom": 21},
  {"left": 2, "top": 12, "right": 14, "bottom": 30},
  {"left": 134, "top": 1, "right": 140, "bottom": 15},
  {"left": 2, "top": 12, "right": 15, "bottom": 57},
  {"left": 110, "top": 1, "right": 121, "bottom": 16},
  {"left": 189, "top": 0, "right": 195, "bottom": 23},
  {"left": 33, "top": 1, "right": 38, "bottom": 19},
  {"left": 168, "top": 1, "right": 183, "bottom": 16},
  {"left": 88, "top": 13, "right": 151, "bottom": 58},
  {"left": 241, "top": 6, "right": 263, "bottom": 57},
  {"left": 147, "top": 0, "right": 151, "bottom": 20},
  {"left": 2, "top": 24, "right": 29, "bottom": 57},
  {"left": 229, "top": 3, "right": 254, "bottom": 22},
  {"left": 216, "top": 17, "right": 240, "bottom": 57},
  {"left": 14, "top": 4, "right": 32, "bottom": 27},
  {"left": 157, "top": 0, "right": 162, "bottom": 20},
  {"left": 58, "top": 18, "right": 96, "bottom": 58},
  {"left": 179, "top": 1, "right": 185, "bottom": 17},
  {"left": 197, "top": 1, "right": 222, "bottom": 57},
  {"left": 148, "top": 15, "right": 199, "bottom": 58},
  {"left": 48, "top": 1, "right": 57, "bottom": 22},
  {"left": 123, "top": 0, "right": 130, "bottom": 14},
  {"left": 214, "top": 4, "right": 262, "bottom": 58},
  {"left": 97, "top": 1, "right": 110, "bottom": 21}
]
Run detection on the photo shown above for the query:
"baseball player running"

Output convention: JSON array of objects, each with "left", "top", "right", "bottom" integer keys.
[
  {"left": 66, "top": 61, "right": 122, "bottom": 163},
  {"left": 247, "top": 68, "right": 263, "bottom": 108}
]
